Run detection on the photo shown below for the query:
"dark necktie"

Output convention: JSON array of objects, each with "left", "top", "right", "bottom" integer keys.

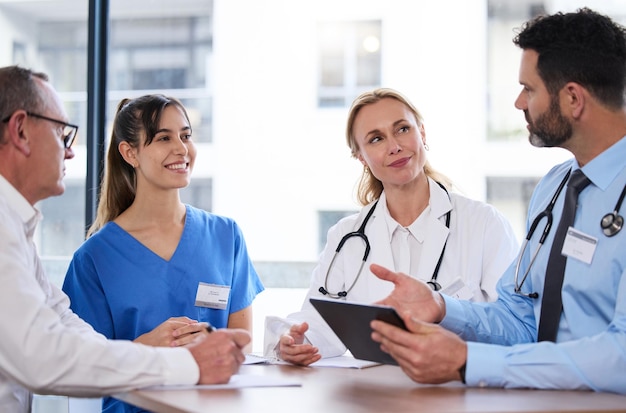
[{"left": 537, "top": 169, "right": 591, "bottom": 342}]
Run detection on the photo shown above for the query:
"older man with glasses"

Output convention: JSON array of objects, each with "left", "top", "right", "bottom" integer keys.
[
  {"left": 2, "top": 111, "right": 79, "bottom": 149},
  {"left": 0, "top": 65, "right": 251, "bottom": 413}
]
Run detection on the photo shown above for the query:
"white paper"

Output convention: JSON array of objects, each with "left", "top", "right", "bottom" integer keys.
[
  {"left": 244, "top": 353, "right": 270, "bottom": 365},
  {"left": 270, "top": 354, "right": 380, "bottom": 369},
  {"left": 243, "top": 353, "right": 380, "bottom": 369},
  {"left": 308, "top": 355, "right": 380, "bottom": 369}
]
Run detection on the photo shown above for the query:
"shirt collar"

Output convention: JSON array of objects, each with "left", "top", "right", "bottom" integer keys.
[
  {"left": 0, "top": 174, "right": 41, "bottom": 237},
  {"left": 380, "top": 192, "right": 397, "bottom": 241},
  {"left": 579, "top": 135, "right": 626, "bottom": 191},
  {"left": 381, "top": 178, "right": 451, "bottom": 242},
  {"left": 383, "top": 206, "right": 430, "bottom": 243}
]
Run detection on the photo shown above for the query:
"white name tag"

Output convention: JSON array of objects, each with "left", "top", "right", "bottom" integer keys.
[
  {"left": 441, "top": 277, "right": 474, "bottom": 300},
  {"left": 195, "top": 282, "right": 230, "bottom": 310},
  {"left": 561, "top": 227, "right": 597, "bottom": 264}
]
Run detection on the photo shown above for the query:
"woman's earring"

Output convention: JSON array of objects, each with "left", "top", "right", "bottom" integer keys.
[{"left": 424, "top": 143, "right": 430, "bottom": 151}]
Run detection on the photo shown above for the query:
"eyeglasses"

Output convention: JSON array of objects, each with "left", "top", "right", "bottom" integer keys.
[{"left": 2, "top": 111, "right": 79, "bottom": 149}]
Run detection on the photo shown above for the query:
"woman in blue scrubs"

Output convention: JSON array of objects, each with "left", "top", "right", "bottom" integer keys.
[{"left": 63, "top": 94, "right": 264, "bottom": 413}]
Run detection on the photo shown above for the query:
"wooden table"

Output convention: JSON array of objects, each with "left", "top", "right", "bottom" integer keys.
[{"left": 115, "top": 364, "right": 626, "bottom": 413}]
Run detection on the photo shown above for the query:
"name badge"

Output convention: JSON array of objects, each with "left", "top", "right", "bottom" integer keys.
[
  {"left": 441, "top": 277, "right": 474, "bottom": 300},
  {"left": 195, "top": 282, "right": 230, "bottom": 310},
  {"left": 562, "top": 227, "right": 597, "bottom": 264}
]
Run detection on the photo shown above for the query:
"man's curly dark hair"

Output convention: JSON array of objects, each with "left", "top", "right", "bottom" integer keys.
[{"left": 513, "top": 7, "right": 626, "bottom": 109}]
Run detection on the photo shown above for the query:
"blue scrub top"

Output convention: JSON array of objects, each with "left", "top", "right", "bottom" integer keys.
[{"left": 63, "top": 205, "right": 264, "bottom": 341}]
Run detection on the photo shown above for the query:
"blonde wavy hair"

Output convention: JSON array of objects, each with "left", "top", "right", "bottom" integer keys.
[{"left": 346, "top": 88, "right": 452, "bottom": 206}]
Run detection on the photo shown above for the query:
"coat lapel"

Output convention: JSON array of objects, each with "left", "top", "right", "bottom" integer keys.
[{"left": 415, "top": 179, "right": 452, "bottom": 281}]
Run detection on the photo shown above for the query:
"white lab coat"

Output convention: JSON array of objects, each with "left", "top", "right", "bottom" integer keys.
[{"left": 264, "top": 178, "right": 519, "bottom": 358}]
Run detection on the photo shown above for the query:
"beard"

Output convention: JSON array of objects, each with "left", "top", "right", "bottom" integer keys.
[{"left": 526, "top": 96, "right": 572, "bottom": 148}]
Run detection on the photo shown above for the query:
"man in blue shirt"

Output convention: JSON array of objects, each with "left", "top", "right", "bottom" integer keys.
[{"left": 369, "top": 8, "right": 626, "bottom": 394}]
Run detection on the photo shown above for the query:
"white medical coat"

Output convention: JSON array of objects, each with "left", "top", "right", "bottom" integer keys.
[{"left": 264, "top": 178, "right": 519, "bottom": 358}]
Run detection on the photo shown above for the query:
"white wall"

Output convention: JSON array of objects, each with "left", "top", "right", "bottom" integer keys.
[
  {"left": 3, "top": 0, "right": 603, "bottom": 263},
  {"left": 212, "top": 0, "right": 498, "bottom": 263},
  {"left": 0, "top": 6, "right": 40, "bottom": 67}
]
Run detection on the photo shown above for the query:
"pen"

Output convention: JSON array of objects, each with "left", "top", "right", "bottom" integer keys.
[
  {"left": 195, "top": 321, "right": 214, "bottom": 334},
  {"left": 205, "top": 322, "right": 214, "bottom": 333}
]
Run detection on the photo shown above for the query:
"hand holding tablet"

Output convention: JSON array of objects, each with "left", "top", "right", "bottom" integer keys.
[{"left": 309, "top": 298, "right": 407, "bottom": 365}]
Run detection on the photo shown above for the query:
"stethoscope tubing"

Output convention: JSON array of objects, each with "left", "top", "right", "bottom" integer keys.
[
  {"left": 320, "top": 182, "right": 452, "bottom": 298},
  {"left": 514, "top": 168, "right": 626, "bottom": 298},
  {"left": 319, "top": 201, "right": 378, "bottom": 299}
]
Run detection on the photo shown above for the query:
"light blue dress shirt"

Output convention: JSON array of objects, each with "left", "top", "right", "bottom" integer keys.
[{"left": 441, "top": 136, "right": 626, "bottom": 394}]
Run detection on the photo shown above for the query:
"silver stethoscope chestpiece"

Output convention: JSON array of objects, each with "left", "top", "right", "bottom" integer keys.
[{"left": 601, "top": 212, "right": 624, "bottom": 237}]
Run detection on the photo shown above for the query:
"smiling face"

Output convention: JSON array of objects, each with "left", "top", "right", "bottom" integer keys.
[
  {"left": 352, "top": 97, "right": 427, "bottom": 190},
  {"left": 515, "top": 49, "right": 573, "bottom": 148},
  {"left": 128, "top": 104, "right": 196, "bottom": 193}
]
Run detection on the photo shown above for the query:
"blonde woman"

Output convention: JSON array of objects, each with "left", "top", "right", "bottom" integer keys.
[{"left": 265, "top": 88, "right": 518, "bottom": 365}]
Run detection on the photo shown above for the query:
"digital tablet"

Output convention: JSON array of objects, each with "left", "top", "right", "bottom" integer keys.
[{"left": 309, "top": 298, "right": 407, "bottom": 365}]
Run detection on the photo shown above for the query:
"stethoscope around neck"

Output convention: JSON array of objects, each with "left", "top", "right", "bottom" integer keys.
[
  {"left": 601, "top": 185, "right": 626, "bottom": 237},
  {"left": 514, "top": 168, "right": 626, "bottom": 298},
  {"left": 319, "top": 183, "right": 451, "bottom": 299}
]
